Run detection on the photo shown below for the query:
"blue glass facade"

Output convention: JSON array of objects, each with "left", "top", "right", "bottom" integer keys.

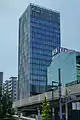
[{"left": 18, "top": 4, "right": 60, "bottom": 99}]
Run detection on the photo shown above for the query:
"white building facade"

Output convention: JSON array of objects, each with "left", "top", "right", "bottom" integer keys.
[{"left": 4, "top": 77, "right": 18, "bottom": 102}]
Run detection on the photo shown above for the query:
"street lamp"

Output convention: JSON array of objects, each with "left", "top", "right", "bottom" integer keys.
[
  {"left": 50, "top": 69, "right": 62, "bottom": 120},
  {"left": 58, "top": 68, "right": 62, "bottom": 120},
  {"left": 52, "top": 81, "right": 58, "bottom": 120},
  {"left": 65, "top": 88, "right": 76, "bottom": 120}
]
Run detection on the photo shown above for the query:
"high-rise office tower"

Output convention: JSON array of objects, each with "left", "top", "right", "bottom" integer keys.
[{"left": 18, "top": 3, "right": 60, "bottom": 99}]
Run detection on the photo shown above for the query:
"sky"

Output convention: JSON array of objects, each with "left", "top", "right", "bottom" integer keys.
[{"left": 0, "top": 0, "right": 80, "bottom": 80}]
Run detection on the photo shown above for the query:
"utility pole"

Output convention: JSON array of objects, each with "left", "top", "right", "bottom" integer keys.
[{"left": 58, "top": 68, "right": 62, "bottom": 120}]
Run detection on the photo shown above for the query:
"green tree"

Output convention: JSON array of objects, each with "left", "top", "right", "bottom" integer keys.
[
  {"left": 42, "top": 97, "right": 51, "bottom": 120},
  {"left": 0, "top": 89, "right": 15, "bottom": 120}
]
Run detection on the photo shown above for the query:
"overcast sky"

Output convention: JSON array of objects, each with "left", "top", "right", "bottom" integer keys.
[{"left": 0, "top": 0, "right": 80, "bottom": 80}]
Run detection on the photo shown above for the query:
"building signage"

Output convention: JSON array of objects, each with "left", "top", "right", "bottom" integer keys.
[
  {"left": 76, "top": 102, "right": 80, "bottom": 110},
  {"left": 72, "top": 102, "right": 80, "bottom": 110},
  {"left": 72, "top": 102, "right": 77, "bottom": 110},
  {"left": 52, "top": 47, "right": 75, "bottom": 56}
]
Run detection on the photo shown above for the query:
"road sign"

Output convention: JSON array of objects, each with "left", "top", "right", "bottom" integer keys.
[
  {"left": 71, "top": 95, "right": 76, "bottom": 100},
  {"left": 62, "top": 95, "right": 76, "bottom": 103}
]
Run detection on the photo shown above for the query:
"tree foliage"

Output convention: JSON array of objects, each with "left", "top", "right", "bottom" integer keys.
[
  {"left": 42, "top": 97, "right": 51, "bottom": 120},
  {"left": 0, "top": 89, "right": 15, "bottom": 120}
]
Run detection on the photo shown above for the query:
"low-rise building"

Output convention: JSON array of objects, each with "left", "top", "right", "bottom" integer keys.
[{"left": 47, "top": 47, "right": 80, "bottom": 85}]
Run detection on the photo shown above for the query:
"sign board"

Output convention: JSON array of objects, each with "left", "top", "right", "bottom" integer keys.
[
  {"left": 76, "top": 102, "right": 80, "bottom": 110},
  {"left": 71, "top": 95, "right": 76, "bottom": 100},
  {"left": 62, "top": 95, "right": 76, "bottom": 103},
  {"left": 52, "top": 47, "right": 75, "bottom": 56},
  {"left": 72, "top": 102, "right": 80, "bottom": 110},
  {"left": 72, "top": 102, "right": 77, "bottom": 110},
  {"left": 36, "top": 115, "right": 42, "bottom": 120}
]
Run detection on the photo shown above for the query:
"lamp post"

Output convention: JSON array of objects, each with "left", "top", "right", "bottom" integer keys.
[
  {"left": 65, "top": 88, "right": 76, "bottom": 120},
  {"left": 51, "top": 69, "right": 62, "bottom": 120},
  {"left": 65, "top": 88, "right": 68, "bottom": 120},
  {"left": 52, "top": 81, "right": 58, "bottom": 120},
  {"left": 58, "top": 68, "right": 62, "bottom": 120}
]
